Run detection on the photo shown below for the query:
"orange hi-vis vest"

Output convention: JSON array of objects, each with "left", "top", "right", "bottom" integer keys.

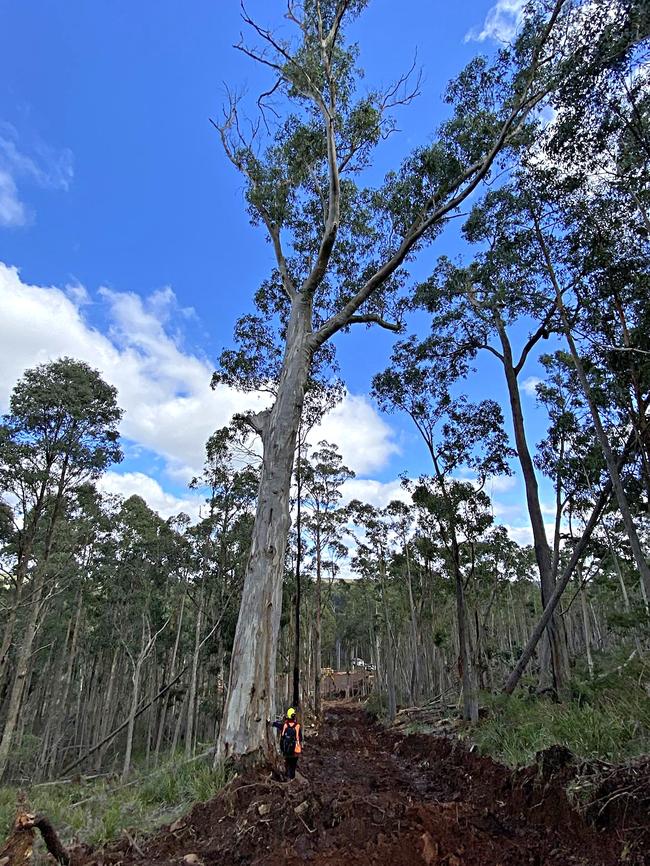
[{"left": 281, "top": 720, "right": 302, "bottom": 754}]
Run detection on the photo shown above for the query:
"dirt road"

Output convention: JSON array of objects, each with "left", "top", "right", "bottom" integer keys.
[{"left": 79, "top": 704, "right": 646, "bottom": 866}]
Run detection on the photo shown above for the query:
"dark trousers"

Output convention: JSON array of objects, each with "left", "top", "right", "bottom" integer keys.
[{"left": 285, "top": 756, "right": 299, "bottom": 780}]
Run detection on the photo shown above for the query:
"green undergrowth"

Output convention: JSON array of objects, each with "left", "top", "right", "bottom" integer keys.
[
  {"left": 469, "top": 655, "right": 650, "bottom": 767},
  {"left": 0, "top": 757, "right": 231, "bottom": 861}
]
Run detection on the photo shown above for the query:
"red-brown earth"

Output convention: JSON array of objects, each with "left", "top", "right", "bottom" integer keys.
[{"left": 72, "top": 703, "right": 648, "bottom": 866}]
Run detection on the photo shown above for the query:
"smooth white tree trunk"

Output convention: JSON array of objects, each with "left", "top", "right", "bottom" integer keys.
[{"left": 216, "top": 302, "right": 312, "bottom": 764}]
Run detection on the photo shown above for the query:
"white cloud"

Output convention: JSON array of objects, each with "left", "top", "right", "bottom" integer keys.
[
  {"left": 341, "top": 477, "right": 411, "bottom": 509},
  {"left": 313, "top": 393, "right": 399, "bottom": 475},
  {"left": 0, "top": 123, "right": 73, "bottom": 227},
  {"left": 503, "top": 523, "right": 533, "bottom": 546},
  {"left": 465, "top": 0, "right": 526, "bottom": 43},
  {"left": 0, "top": 169, "right": 27, "bottom": 227},
  {"left": 502, "top": 520, "right": 558, "bottom": 547},
  {"left": 0, "top": 262, "right": 270, "bottom": 480},
  {"left": 0, "top": 262, "right": 400, "bottom": 516},
  {"left": 97, "top": 471, "right": 203, "bottom": 521},
  {"left": 487, "top": 474, "right": 517, "bottom": 493},
  {"left": 522, "top": 375, "right": 541, "bottom": 397}
]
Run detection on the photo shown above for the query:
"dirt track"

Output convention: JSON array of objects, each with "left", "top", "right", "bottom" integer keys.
[{"left": 78, "top": 704, "right": 647, "bottom": 866}]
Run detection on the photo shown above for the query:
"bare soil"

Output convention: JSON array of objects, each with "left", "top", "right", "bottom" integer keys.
[{"left": 73, "top": 703, "right": 648, "bottom": 866}]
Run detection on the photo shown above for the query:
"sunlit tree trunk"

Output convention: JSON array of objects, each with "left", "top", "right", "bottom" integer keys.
[
  {"left": 314, "top": 525, "right": 323, "bottom": 720},
  {"left": 216, "top": 300, "right": 312, "bottom": 764}
]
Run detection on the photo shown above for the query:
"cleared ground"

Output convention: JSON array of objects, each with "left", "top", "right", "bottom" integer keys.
[{"left": 74, "top": 703, "right": 647, "bottom": 866}]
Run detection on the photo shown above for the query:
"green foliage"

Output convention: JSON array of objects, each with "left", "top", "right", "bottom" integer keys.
[
  {"left": 0, "top": 758, "right": 231, "bottom": 859},
  {"left": 470, "top": 660, "right": 650, "bottom": 766},
  {"left": 364, "top": 691, "right": 388, "bottom": 719}
]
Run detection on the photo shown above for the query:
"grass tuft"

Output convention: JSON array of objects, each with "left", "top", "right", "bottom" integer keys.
[
  {"left": 469, "top": 656, "right": 650, "bottom": 766},
  {"left": 0, "top": 757, "right": 231, "bottom": 863}
]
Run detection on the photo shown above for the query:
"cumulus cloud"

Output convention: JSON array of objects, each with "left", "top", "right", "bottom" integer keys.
[
  {"left": 0, "top": 262, "right": 270, "bottom": 480},
  {"left": 313, "top": 393, "right": 399, "bottom": 476},
  {"left": 0, "top": 263, "right": 399, "bottom": 517},
  {"left": 0, "top": 123, "right": 73, "bottom": 227},
  {"left": 501, "top": 520, "right": 559, "bottom": 547},
  {"left": 341, "top": 477, "right": 411, "bottom": 509},
  {"left": 465, "top": 0, "right": 526, "bottom": 43},
  {"left": 97, "top": 471, "right": 203, "bottom": 521},
  {"left": 522, "top": 376, "right": 542, "bottom": 397}
]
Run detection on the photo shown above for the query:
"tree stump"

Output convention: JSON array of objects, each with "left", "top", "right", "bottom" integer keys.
[{"left": 0, "top": 797, "right": 69, "bottom": 866}]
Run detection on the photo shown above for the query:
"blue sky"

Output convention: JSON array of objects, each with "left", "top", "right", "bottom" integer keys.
[{"left": 0, "top": 0, "right": 555, "bottom": 542}]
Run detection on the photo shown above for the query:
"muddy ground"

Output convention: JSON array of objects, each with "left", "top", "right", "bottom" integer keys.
[{"left": 75, "top": 704, "right": 648, "bottom": 866}]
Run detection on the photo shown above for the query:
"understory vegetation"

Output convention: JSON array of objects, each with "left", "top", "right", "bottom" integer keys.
[
  {"left": 0, "top": 756, "right": 230, "bottom": 857},
  {"left": 470, "top": 655, "right": 650, "bottom": 766}
]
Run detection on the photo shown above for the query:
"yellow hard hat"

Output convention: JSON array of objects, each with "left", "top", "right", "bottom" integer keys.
[{"left": 286, "top": 707, "right": 296, "bottom": 719}]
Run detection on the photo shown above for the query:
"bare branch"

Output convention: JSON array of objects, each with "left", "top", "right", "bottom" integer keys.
[
  {"left": 234, "top": 41, "right": 284, "bottom": 74},
  {"left": 311, "top": 0, "right": 569, "bottom": 348},
  {"left": 239, "top": 2, "right": 324, "bottom": 105},
  {"left": 514, "top": 299, "right": 559, "bottom": 375},
  {"left": 347, "top": 314, "right": 402, "bottom": 332},
  {"left": 339, "top": 57, "right": 422, "bottom": 173},
  {"left": 211, "top": 101, "right": 296, "bottom": 301},
  {"left": 257, "top": 77, "right": 282, "bottom": 133}
]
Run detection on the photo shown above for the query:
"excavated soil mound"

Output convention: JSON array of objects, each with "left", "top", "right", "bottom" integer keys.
[{"left": 75, "top": 704, "right": 647, "bottom": 866}]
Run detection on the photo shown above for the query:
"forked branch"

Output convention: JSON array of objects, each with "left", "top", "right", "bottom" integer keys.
[{"left": 311, "top": 0, "right": 570, "bottom": 348}]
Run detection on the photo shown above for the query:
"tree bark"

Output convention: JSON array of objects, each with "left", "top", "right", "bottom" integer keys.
[
  {"left": 495, "top": 318, "right": 570, "bottom": 696},
  {"left": 185, "top": 582, "right": 205, "bottom": 759},
  {"left": 533, "top": 216, "right": 650, "bottom": 605},
  {"left": 0, "top": 805, "right": 70, "bottom": 866},
  {"left": 503, "top": 476, "right": 614, "bottom": 694},
  {"left": 216, "top": 299, "right": 312, "bottom": 764},
  {"left": 292, "top": 443, "right": 303, "bottom": 709},
  {"left": 455, "top": 565, "right": 478, "bottom": 723},
  {"left": 405, "top": 542, "right": 420, "bottom": 703},
  {"left": 314, "top": 524, "right": 323, "bottom": 720}
]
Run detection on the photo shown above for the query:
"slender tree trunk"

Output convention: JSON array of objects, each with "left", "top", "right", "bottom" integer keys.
[
  {"left": 561, "top": 324, "right": 650, "bottom": 601},
  {"left": 185, "top": 583, "right": 205, "bottom": 759},
  {"left": 216, "top": 300, "right": 312, "bottom": 764},
  {"left": 95, "top": 648, "right": 119, "bottom": 772},
  {"left": 292, "top": 443, "right": 302, "bottom": 708},
  {"left": 495, "top": 319, "right": 569, "bottom": 696},
  {"left": 0, "top": 480, "right": 50, "bottom": 688},
  {"left": 314, "top": 525, "right": 323, "bottom": 720},
  {"left": 577, "top": 566, "right": 594, "bottom": 679},
  {"left": 405, "top": 543, "right": 420, "bottom": 703},
  {"left": 455, "top": 563, "right": 478, "bottom": 722},
  {"left": 49, "top": 590, "right": 84, "bottom": 775},
  {"left": 122, "top": 655, "right": 144, "bottom": 782},
  {"left": 155, "top": 593, "right": 185, "bottom": 764},
  {"left": 504, "top": 474, "right": 615, "bottom": 694},
  {"left": 0, "top": 570, "right": 47, "bottom": 779},
  {"left": 121, "top": 614, "right": 169, "bottom": 781},
  {"left": 534, "top": 217, "right": 650, "bottom": 604},
  {"left": 0, "top": 454, "right": 71, "bottom": 779},
  {"left": 379, "top": 561, "right": 397, "bottom": 721}
]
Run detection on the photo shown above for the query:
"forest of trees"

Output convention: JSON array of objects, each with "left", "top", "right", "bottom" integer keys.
[{"left": 0, "top": 0, "right": 649, "bottom": 784}]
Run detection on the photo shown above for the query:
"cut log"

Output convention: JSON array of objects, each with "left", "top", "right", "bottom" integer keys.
[{"left": 0, "top": 799, "right": 70, "bottom": 866}]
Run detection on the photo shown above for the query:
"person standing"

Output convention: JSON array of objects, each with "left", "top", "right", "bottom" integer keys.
[{"left": 276, "top": 707, "right": 303, "bottom": 780}]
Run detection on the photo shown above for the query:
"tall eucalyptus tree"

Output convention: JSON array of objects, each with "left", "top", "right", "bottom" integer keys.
[{"left": 213, "top": 0, "right": 592, "bottom": 763}]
